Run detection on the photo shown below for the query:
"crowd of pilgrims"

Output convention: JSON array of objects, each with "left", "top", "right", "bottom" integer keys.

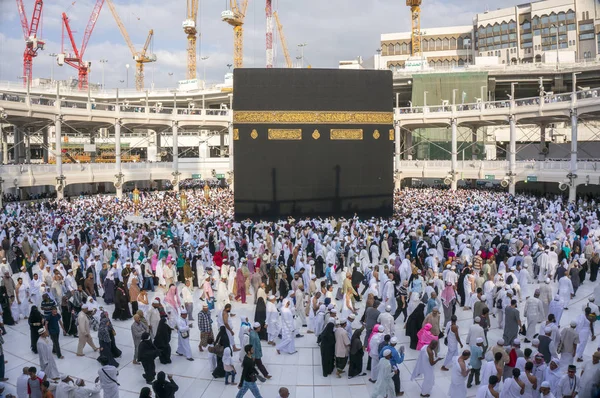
[{"left": 0, "top": 186, "right": 599, "bottom": 398}]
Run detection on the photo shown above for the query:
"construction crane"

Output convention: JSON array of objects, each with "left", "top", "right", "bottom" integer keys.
[
  {"left": 266, "top": 0, "right": 273, "bottom": 68},
  {"left": 222, "top": 0, "right": 249, "bottom": 69},
  {"left": 58, "top": 0, "right": 105, "bottom": 89},
  {"left": 273, "top": 11, "right": 292, "bottom": 68},
  {"left": 105, "top": 0, "right": 156, "bottom": 91},
  {"left": 16, "top": 0, "right": 45, "bottom": 86},
  {"left": 407, "top": 0, "right": 422, "bottom": 56},
  {"left": 183, "top": 0, "right": 199, "bottom": 79}
]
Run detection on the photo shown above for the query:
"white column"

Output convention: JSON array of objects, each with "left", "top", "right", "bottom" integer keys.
[
  {"left": 394, "top": 122, "right": 401, "bottom": 190},
  {"left": 115, "top": 120, "right": 123, "bottom": 199},
  {"left": 569, "top": 110, "right": 578, "bottom": 202},
  {"left": 55, "top": 117, "right": 64, "bottom": 200},
  {"left": 43, "top": 127, "right": 49, "bottom": 163},
  {"left": 172, "top": 121, "right": 179, "bottom": 192},
  {"left": 0, "top": 131, "right": 6, "bottom": 165},
  {"left": 25, "top": 132, "right": 31, "bottom": 164},
  {"left": 508, "top": 115, "right": 517, "bottom": 195},
  {"left": 228, "top": 122, "right": 234, "bottom": 192},
  {"left": 451, "top": 118, "right": 458, "bottom": 191}
]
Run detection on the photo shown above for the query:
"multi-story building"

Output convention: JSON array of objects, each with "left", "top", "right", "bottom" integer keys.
[{"left": 379, "top": 0, "right": 600, "bottom": 71}]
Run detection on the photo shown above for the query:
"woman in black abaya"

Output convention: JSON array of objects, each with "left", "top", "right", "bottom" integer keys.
[
  {"left": 28, "top": 306, "right": 43, "bottom": 353},
  {"left": 254, "top": 297, "right": 268, "bottom": 341},
  {"left": 154, "top": 317, "right": 173, "bottom": 364},
  {"left": 405, "top": 302, "right": 426, "bottom": 350},
  {"left": 0, "top": 286, "right": 14, "bottom": 326},
  {"left": 212, "top": 326, "right": 230, "bottom": 378},
  {"left": 112, "top": 281, "right": 132, "bottom": 321},
  {"left": 348, "top": 327, "right": 366, "bottom": 378},
  {"left": 317, "top": 322, "right": 336, "bottom": 377}
]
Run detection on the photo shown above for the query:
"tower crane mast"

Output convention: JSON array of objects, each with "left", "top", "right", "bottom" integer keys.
[
  {"left": 266, "top": 0, "right": 273, "bottom": 68},
  {"left": 16, "top": 0, "right": 45, "bottom": 86},
  {"left": 105, "top": 0, "right": 156, "bottom": 91},
  {"left": 183, "top": 0, "right": 199, "bottom": 79},
  {"left": 407, "top": 0, "right": 422, "bottom": 57},
  {"left": 222, "top": 0, "right": 249, "bottom": 69}
]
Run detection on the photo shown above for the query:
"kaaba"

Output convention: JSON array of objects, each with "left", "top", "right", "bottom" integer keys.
[{"left": 233, "top": 68, "right": 394, "bottom": 220}]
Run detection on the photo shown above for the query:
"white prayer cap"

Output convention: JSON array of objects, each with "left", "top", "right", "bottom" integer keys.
[
  {"left": 497, "top": 339, "right": 505, "bottom": 345},
  {"left": 68, "top": 268, "right": 73, "bottom": 273},
  {"left": 382, "top": 349, "right": 392, "bottom": 357},
  {"left": 311, "top": 275, "right": 317, "bottom": 279},
  {"left": 590, "top": 296, "right": 596, "bottom": 302},
  {"left": 385, "top": 305, "right": 391, "bottom": 312},
  {"left": 153, "top": 297, "right": 161, "bottom": 304},
  {"left": 544, "top": 326, "right": 552, "bottom": 334},
  {"left": 554, "top": 295, "right": 561, "bottom": 300},
  {"left": 532, "top": 338, "right": 540, "bottom": 346},
  {"left": 540, "top": 381, "right": 551, "bottom": 388},
  {"left": 513, "top": 339, "right": 521, "bottom": 346},
  {"left": 268, "top": 295, "right": 276, "bottom": 300},
  {"left": 476, "top": 337, "right": 484, "bottom": 344},
  {"left": 335, "top": 319, "right": 341, "bottom": 325},
  {"left": 480, "top": 295, "right": 487, "bottom": 301},
  {"left": 348, "top": 313, "right": 355, "bottom": 319},
  {"left": 570, "top": 321, "right": 577, "bottom": 327},
  {"left": 38, "top": 328, "right": 46, "bottom": 335},
  {"left": 253, "top": 322, "right": 261, "bottom": 328},
  {"left": 390, "top": 337, "right": 398, "bottom": 344},
  {"left": 545, "top": 278, "right": 550, "bottom": 284},
  {"left": 523, "top": 264, "right": 529, "bottom": 268},
  {"left": 378, "top": 326, "right": 385, "bottom": 333},
  {"left": 180, "top": 309, "right": 187, "bottom": 315},
  {"left": 474, "top": 316, "right": 481, "bottom": 323}
]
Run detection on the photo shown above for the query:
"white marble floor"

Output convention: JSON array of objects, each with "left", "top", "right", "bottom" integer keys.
[{"left": 1, "top": 276, "right": 599, "bottom": 398}]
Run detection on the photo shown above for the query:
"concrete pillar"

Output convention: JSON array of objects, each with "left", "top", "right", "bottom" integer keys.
[
  {"left": 25, "top": 132, "right": 30, "bottom": 164},
  {"left": 0, "top": 130, "right": 6, "bottom": 165},
  {"left": 539, "top": 123, "right": 547, "bottom": 161},
  {"left": 508, "top": 115, "right": 516, "bottom": 195},
  {"left": 394, "top": 123, "right": 401, "bottom": 190},
  {"left": 451, "top": 118, "right": 458, "bottom": 191},
  {"left": 43, "top": 127, "right": 49, "bottom": 163},
  {"left": 220, "top": 131, "right": 225, "bottom": 157},
  {"left": 115, "top": 120, "right": 123, "bottom": 199},
  {"left": 569, "top": 110, "right": 578, "bottom": 202},
  {"left": 228, "top": 123, "right": 234, "bottom": 192},
  {"left": 156, "top": 132, "right": 162, "bottom": 162},
  {"left": 172, "top": 122, "right": 179, "bottom": 192},
  {"left": 471, "top": 127, "right": 478, "bottom": 160},
  {"left": 55, "top": 117, "right": 64, "bottom": 200},
  {"left": 13, "top": 127, "right": 21, "bottom": 164},
  {"left": 90, "top": 131, "right": 96, "bottom": 163}
]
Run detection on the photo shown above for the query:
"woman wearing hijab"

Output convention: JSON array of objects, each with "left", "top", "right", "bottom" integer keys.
[
  {"left": 98, "top": 311, "right": 119, "bottom": 367},
  {"left": 405, "top": 302, "right": 426, "bottom": 350},
  {"left": 163, "top": 285, "right": 180, "bottom": 318},
  {"left": 28, "top": 305, "right": 43, "bottom": 353},
  {"left": 0, "top": 285, "right": 14, "bottom": 325},
  {"left": 152, "top": 371, "right": 179, "bottom": 398},
  {"left": 416, "top": 323, "right": 438, "bottom": 351},
  {"left": 153, "top": 317, "right": 173, "bottom": 364},
  {"left": 234, "top": 268, "right": 246, "bottom": 303},
  {"left": 212, "top": 326, "right": 230, "bottom": 378},
  {"left": 253, "top": 297, "right": 268, "bottom": 341},
  {"left": 113, "top": 281, "right": 132, "bottom": 321},
  {"left": 348, "top": 327, "right": 367, "bottom": 378},
  {"left": 317, "top": 321, "right": 336, "bottom": 377},
  {"left": 103, "top": 273, "right": 116, "bottom": 305},
  {"left": 440, "top": 281, "right": 457, "bottom": 326}
]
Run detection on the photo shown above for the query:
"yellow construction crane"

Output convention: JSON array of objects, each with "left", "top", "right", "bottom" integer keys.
[
  {"left": 105, "top": 0, "right": 156, "bottom": 91},
  {"left": 273, "top": 11, "right": 292, "bottom": 68},
  {"left": 222, "top": 0, "right": 249, "bottom": 69},
  {"left": 407, "top": 0, "right": 422, "bottom": 56},
  {"left": 183, "top": 0, "right": 199, "bottom": 79}
]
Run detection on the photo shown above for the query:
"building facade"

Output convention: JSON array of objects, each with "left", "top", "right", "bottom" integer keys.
[{"left": 380, "top": 0, "right": 600, "bottom": 71}]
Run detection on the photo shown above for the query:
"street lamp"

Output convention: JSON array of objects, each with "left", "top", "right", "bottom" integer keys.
[
  {"left": 227, "top": 64, "right": 232, "bottom": 71},
  {"left": 168, "top": 72, "right": 174, "bottom": 86},
  {"left": 297, "top": 43, "right": 308, "bottom": 68},
  {"left": 48, "top": 53, "right": 57, "bottom": 82},
  {"left": 99, "top": 59, "right": 108, "bottom": 91},
  {"left": 201, "top": 56, "right": 210, "bottom": 89},
  {"left": 125, "top": 64, "right": 130, "bottom": 88},
  {"left": 551, "top": 23, "right": 564, "bottom": 70}
]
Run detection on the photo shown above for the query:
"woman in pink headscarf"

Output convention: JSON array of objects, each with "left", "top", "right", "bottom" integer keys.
[
  {"left": 234, "top": 268, "right": 246, "bottom": 303},
  {"left": 416, "top": 323, "right": 438, "bottom": 351},
  {"left": 150, "top": 253, "right": 158, "bottom": 272},
  {"left": 164, "top": 284, "right": 181, "bottom": 313},
  {"left": 366, "top": 324, "right": 382, "bottom": 353}
]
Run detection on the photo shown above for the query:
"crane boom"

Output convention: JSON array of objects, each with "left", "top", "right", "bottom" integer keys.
[
  {"left": 223, "top": 0, "right": 248, "bottom": 69},
  {"left": 141, "top": 30, "right": 153, "bottom": 57},
  {"left": 80, "top": 0, "right": 105, "bottom": 58},
  {"left": 273, "top": 11, "right": 292, "bottom": 68},
  {"left": 406, "top": 0, "right": 422, "bottom": 57},
  {"left": 16, "top": 0, "right": 30, "bottom": 40},
  {"left": 17, "top": 0, "right": 45, "bottom": 86},
  {"left": 266, "top": 0, "right": 273, "bottom": 68},
  {"left": 105, "top": 0, "right": 136, "bottom": 56}
]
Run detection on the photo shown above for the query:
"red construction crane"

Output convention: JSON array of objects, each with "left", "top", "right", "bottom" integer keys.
[
  {"left": 16, "top": 0, "right": 45, "bottom": 86},
  {"left": 58, "top": 0, "right": 105, "bottom": 89}
]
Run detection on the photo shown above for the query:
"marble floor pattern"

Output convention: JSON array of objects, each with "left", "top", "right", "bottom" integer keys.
[{"left": 1, "top": 275, "right": 599, "bottom": 398}]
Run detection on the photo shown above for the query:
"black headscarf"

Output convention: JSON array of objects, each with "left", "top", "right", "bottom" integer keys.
[
  {"left": 350, "top": 328, "right": 363, "bottom": 355},
  {"left": 254, "top": 297, "right": 268, "bottom": 340},
  {"left": 153, "top": 317, "right": 172, "bottom": 349},
  {"left": 317, "top": 322, "right": 336, "bottom": 377},
  {"left": 28, "top": 305, "right": 43, "bottom": 326},
  {"left": 215, "top": 325, "right": 230, "bottom": 348}
]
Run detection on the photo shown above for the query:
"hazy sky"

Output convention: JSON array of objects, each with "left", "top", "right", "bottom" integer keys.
[{"left": 0, "top": 0, "right": 525, "bottom": 89}]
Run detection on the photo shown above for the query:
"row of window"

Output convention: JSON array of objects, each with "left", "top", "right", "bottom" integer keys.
[
  {"left": 381, "top": 36, "right": 469, "bottom": 55},
  {"left": 388, "top": 58, "right": 470, "bottom": 71},
  {"left": 531, "top": 10, "right": 576, "bottom": 28}
]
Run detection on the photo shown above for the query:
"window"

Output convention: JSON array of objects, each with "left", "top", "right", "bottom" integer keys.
[
  {"left": 566, "top": 10, "right": 575, "bottom": 21},
  {"left": 560, "top": 42, "right": 568, "bottom": 49},
  {"left": 534, "top": 29, "right": 541, "bottom": 36},
  {"left": 558, "top": 12, "right": 566, "bottom": 22},
  {"left": 450, "top": 37, "right": 457, "bottom": 49},
  {"left": 521, "top": 33, "right": 533, "bottom": 41},
  {"left": 580, "top": 23, "right": 594, "bottom": 31},
  {"left": 487, "top": 37, "right": 494, "bottom": 45},
  {"left": 494, "top": 35, "right": 501, "bottom": 43},
  {"left": 502, "top": 34, "right": 509, "bottom": 42},
  {"left": 486, "top": 25, "right": 493, "bottom": 34},
  {"left": 422, "top": 39, "right": 429, "bottom": 51},
  {"left": 501, "top": 22, "right": 509, "bottom": 32},
  {"left": 542, "top": 16, "right": 549, "bottom": 24},
  {"left": 479, "top": 27, "right": 486, "bottom": 37},
  {"left": 436, "top": 38, "right": 443, "bottom": 49},
  {"left": 522, "top": 41, "right": 533, "bottom": 48},
  {"left": 387, "top": 44, "right": 394, "bottom": 54},
  {"left": 451, "top": 59, "right": 457, "bottom": 67},
  {"left": 580, "top": 32, "right": 595, "bottom": 40},
  {"left": 493, "top": 24, "right": 500, "bottom": 34},
  {"left": 509, "top": 21, "right": 517, "bottom": 31},
  {"left": 458, "top": 37, "right": 464, "bottom": 48},
  {"left": 502, "top": 43, "right": 509, "bottom": 49},
  {"left": 458, "top": 59, "right": 465, "bottom": 66},
  {"left": 510, "top": 41, "right": 517, "bottom": 48},
  {"left": 521, "top": 21, "right": 531, "bottom": 30},
  {"left": 532, "top": 16, "right": 540, "bottom": 27},
  {"left": 443, "top": 37, "right": 449, "bottom": 50},
  {"left": 567, "top": 24, "right": 576, "bottom": 31},
  {"left": 549, "top": 14, "right": 557, "bottom": 24},
  {"left": 395, "top": 43, "right": 401, "bottom": 54}
]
